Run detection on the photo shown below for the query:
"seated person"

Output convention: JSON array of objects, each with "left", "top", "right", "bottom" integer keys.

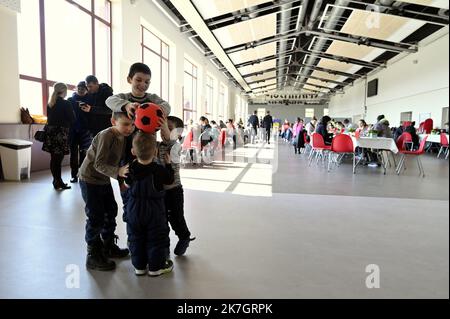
[
  {"left": 393, "top": 122, "right": 404, "bottom": 141},
  {"left": 315, "top": 116, "right": 333, "bottom": 145},
  {"left": 356, "top": 119, "right": 369, "bottom": 137},
  {"left": 405, "top": 122, "right": 420, "bottom": 149}
]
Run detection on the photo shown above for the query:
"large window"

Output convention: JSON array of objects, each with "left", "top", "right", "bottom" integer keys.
[
  {"left": 183, "top": 59, "right": 198, "bottom": 123},
  {"left": 205, "top": 75, "right": 214, "bottom": 117},
  {"left": 305, "top": 108, "right": 315, "bottom": 118},
  {"left": 17, "top": 0, "right": 112, "bottom": 115},
  {"left": 218, "top": 84, "right": 225, "bottom": 120},
  {"left": 235, "top": 94, "right": 241, "bottom": 121},
  {"left": 141, "top": 27, "right": 169, "bottom": 101}
]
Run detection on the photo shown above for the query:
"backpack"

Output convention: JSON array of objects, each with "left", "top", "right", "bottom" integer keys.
[{"left": 20, "top": 107, "right": 34, "bottom": 124}]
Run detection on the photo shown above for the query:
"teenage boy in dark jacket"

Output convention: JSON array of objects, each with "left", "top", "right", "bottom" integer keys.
[{"left": 82, "top": 75, "right": 114, "bottom": 137}]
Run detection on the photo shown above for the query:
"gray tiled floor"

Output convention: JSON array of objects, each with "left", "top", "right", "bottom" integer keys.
[{"left": 0, "top": 138, "right": 448, "bottom": 298}]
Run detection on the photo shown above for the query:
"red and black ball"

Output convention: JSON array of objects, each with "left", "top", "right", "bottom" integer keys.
[{"left": 135, "top": 103, "right": 164, "bottom": 134}]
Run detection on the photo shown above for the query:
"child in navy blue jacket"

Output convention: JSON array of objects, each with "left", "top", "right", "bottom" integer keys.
[{"left": 124, "top": 131, "right": 175, "bottom": 276}]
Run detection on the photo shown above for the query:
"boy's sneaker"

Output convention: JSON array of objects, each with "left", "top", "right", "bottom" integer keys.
[
  {"left": 135, "top": 268, "right": 147, "bottom": 276},
  {"left": 148, "top": 260, "right": 174, "bottom": 277},
  {"left": 174, "top": 237, "right": 196, "bottom": 256}
]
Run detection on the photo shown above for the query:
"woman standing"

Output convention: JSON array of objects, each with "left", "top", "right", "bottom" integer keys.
[{"left": 43, "top": 82, "right": 75, "bottom": 190}]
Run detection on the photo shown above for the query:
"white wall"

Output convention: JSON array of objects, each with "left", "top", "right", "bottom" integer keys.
[
  {"left": 329, "top": 30, "right": 449, "bottom": 127},
  {"left": 112, "top": 0, "right": 241, "bottom": 122},
  {"left": 0, "top": 5, "right": 21, "bottom": 123}
]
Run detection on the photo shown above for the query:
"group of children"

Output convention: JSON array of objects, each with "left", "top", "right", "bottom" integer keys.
[{"left": 78, "top": 62, "right": 194, "bottom": 276}]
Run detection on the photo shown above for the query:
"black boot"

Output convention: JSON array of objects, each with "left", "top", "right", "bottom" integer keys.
[
  {"left": 86, "top": 241, "right": 116, "bottom": 271},
  {"left": 174, "top": 237, "right": 196, "bottom": 256},
  {"left": 103, "top": 235, "right": 129, "bottom": 258}
]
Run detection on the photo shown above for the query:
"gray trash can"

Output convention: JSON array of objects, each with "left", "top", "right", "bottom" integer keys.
[{"left": 0, "top": 139, "right": 33, "bottom": 181}]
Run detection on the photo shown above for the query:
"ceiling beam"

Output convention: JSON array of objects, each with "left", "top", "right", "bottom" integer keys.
[
  {"left": 171, "top": 0, "right": 251, "bottom": 91},
  {"left": 208, "top": 29, "right": 418, "bottom": 56},
  {"left": 242, "top": 62, "right": 361, "bottom": 80},
  {"left": 247, "top": 73, "right": 349, "bottom": 86},
  {"left": 181, "top": 0, "right": 302, "bottom": 33},
  {"left": 233, "top": 47, "right": 384, "bottom": 70}
]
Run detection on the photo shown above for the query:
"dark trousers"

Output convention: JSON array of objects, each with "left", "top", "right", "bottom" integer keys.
[
  {"left": 70, "top": 136, "right": 87, "bottom": 179},
  {"left": 126, "top": 207, "right": 170, "bottom": 271},
  {"left": 80, "top": 181, "right": 118, "bottom": 245},
  {"left": 165, "top": 186, "right": 190, "bottom": 240},
  {"left": 265, "top": 128, "right": 271, "bottom": 143},
  {"left": 50, "top": 153, "right": 64, "bottom": 184}
]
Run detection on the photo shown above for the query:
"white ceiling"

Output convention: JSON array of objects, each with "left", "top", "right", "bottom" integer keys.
[
  {"left": 397, "top": 0, "right": 449, "bottom": 9},
  {"left": 213, "top": 13, "right": 277, "bottom": 48},
  {"left": 173, "top": 0, "right": 447, "bottom": 97}
]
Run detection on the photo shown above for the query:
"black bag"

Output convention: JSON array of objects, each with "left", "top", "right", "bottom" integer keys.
[{"left": 34, "top": 128, "right": 46, "bottom": 142}]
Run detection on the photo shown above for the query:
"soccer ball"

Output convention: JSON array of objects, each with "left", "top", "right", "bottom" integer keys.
[{"left": 135, "top": 103, "right": 164, "bottom": 134}]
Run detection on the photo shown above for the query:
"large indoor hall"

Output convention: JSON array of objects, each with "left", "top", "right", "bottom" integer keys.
[{"left": 0, "top": 0, "right": 448, "bottom": 301}]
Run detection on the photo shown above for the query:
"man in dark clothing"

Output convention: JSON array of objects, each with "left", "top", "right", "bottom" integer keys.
[
  {"left": 405, "top": 122, "right": 420, "bottom": 149},
  {"left": 248, "top": 110, "right": 259, "bottom": 144},
  {"left": 82, "top": 75, "right": 114, "bottom": 137},
  {"left": 393, "top": 122, "right": 404, "bottom": 142},
  {"left": 263, "top": 111, "right": 273, "bottom": 144},
  {"left": 67, "top": 81, "right": 93, "bottom": 183}
]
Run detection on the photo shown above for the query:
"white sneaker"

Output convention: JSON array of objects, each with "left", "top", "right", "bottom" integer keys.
[{"left": 135, "top": 268, "right": 147, "bottom": 276}]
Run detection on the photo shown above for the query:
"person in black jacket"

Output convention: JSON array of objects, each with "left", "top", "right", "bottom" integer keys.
[
  {"left": 124, "top": 131, "right": 175, "bottom": 277},
  {"left": 67, "top": 81, "right": 93, "bottom": 183},
  {"left": 248, "top": 110, "right": 259, "bottom": 144},
  {"left": 315, "top": 115, "right": 333, "bottom": 145},
  {"left": 263, "top": 111, "right": 273, "bottom": 144},
  {"left": 405, "top": 121, "right": 420, "bottom": 149},
  {"left": 42, "top": 82, "right": 75, "bottom": 190},
  {"left": 82, "top": 75, "right": 114, "bottom": 137}
]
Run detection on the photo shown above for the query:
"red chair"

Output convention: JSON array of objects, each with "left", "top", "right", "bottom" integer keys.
[
  {"left": 327, "top": 134, "right": 355, "bottom": 173},
  {"left": 309, "top": 133, "right": 331, "bottom": 166},
  {"left": 354, "top": 129, "right": 361, "bottom": 138},
  {"left": 181, "top": 130, "right": 193, "bottom": 150},
  {"left": 402, "top": 121, "right": 412, "bottom": 128},
  {"left": 423, "top": 119, "right": 433, "bottom": 134},
  {"left": 180, "top": 130, "right": 197, "bottom": 166},
  {"left": 218, "top": 129, "right": 226, "bottom": 149},
  {"left": 396, "top": 136, "right": 428, "bottom": 177},
  {"left": 437, "top": 133, "right": 449, "bottom": 159},
  {"left": 418, "top": 122, "right": 425, "bottom": 134},
  {"left": 396, "top": 132, "right": 413, "bottom": 151}
]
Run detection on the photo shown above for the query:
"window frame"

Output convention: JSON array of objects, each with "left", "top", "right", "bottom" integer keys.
[
  {"left": 183, "top": 58, "right": 198, "bottom": 123},
  {"left": 141, "top": 25, "right": 170, "bottom": 101},
  {"left": 205, "top": 74, "right": 214, "bottom": 117},
  {"left": 218, "top": 83, "right": 225, "bottom": 120}
]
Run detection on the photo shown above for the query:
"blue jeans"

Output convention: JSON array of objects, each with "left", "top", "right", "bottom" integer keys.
[{"left": 80, "top": 181, "right": 118, "bottom": 245}]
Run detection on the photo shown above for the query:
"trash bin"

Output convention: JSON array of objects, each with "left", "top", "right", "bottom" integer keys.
[{"left": 0, "top": 139, "right": 33, "bottom": 181}]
